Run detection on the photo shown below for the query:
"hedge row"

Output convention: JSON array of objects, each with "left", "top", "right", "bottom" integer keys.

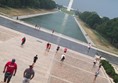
[{"left": 101, "top": 60, "right": 118, "bottom": 83}]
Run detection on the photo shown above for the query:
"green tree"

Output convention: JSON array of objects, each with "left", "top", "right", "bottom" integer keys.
[
  {"left": 0, "top": 0, "right": 56, "bottom": 9},
  {"left": 79, "top": 11, "right": 118, "bottom": 48}
]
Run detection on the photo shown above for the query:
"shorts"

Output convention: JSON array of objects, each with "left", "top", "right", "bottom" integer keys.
[
  {"left": 4, "top": 72, "right": 12, "bottom": 80},
  {"left": 23, "top": 78, "right": 30, "bottom": 83}
]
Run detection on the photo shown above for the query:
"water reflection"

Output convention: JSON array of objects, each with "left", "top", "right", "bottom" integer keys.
[{"left": 22, "top": 12, "right": 87, "bottom": 43}]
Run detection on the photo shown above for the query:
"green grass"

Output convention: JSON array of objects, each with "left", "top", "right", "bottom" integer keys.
[{"left": 93, "top": 30, "right": 110, "bottom": 45}]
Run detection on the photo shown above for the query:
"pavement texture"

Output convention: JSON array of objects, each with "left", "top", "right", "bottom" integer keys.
[
  {"left": 0, "top": 25, "right": 110, "bottom": 83},
  {"left": 0, "top": 15, "right": 118, "bottom": 66}
]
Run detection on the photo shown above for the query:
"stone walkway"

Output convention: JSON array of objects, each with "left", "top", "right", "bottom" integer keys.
[{"left": 0, "top": 26, "right": 110, "bottom": 83}]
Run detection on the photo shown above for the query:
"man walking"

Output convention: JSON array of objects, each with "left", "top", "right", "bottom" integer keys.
[
  {"left": 21, "top": 37, "right": 26, "bottom": 46},
  {"left": 3, "top": 59, "right": 17, "bottom": 83},
  {"left": 32, "top": 55, "right": 38, "bottom": 66},
  {"left": 56, "top": 46, "right": 60, "bottom": 53},
  {"left": 23, "top": 65, "right": 35, "bottom": 83}
]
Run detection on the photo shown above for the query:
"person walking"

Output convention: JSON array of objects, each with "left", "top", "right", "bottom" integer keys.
[
  {"left": 21, "top": 37, "right": 26, "bottom": 46},
  {"left": 94, "top": 53, "right": 102, "bottom": 65},
  {"left": 35, "top": 24, "right": 37, "bottom": 28},
  {"left": 46, "top": 42, "right": 50, "bottom": 51},
  {"left": 32, "top": 55, "right": 38, "bottom": 66},
  {"left": 48, "top": 43, "right": 51, "bottom": 52},
  {"left": 93, "top": 59, "right": 97, "bottom": 68},
  {"left": 87, "top": 43, "right": 91, "bottom": 53},
  {"left": 98, "top": 56, "right": 102, "bottom": 63},
  {"left": 98, "top": 63, "right": 102, "bottom": 71},
  {"left": 16, "top": 16, "right": 18, "bottom": 20},
  {"left": 56, "top": 46, "right": 60, "bottom": 53},
  {"left": 23, "top": 65, "right": 35, "bottom": 83},
  {"left": 64, "top": 48, "right": 67, "bottom": 53},
  {"left": 61, "top": 54, "right": 65, "bottom": 62},
  {"left": 93, "top": 70, "right": 99, "bottom": 82},
  {"left": 3, "top": 59, "right": 17, "bottom": 83},
  {"left": 52, "top": 29, "right": 54, "bottom": 35}
]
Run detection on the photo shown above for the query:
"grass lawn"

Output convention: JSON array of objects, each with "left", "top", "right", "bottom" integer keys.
[
  {"left": 0, "top": 7, "right": 54, "bottom": 16},
  {"left": 77, "top": 18, "right": 118, "bottom": 55}
]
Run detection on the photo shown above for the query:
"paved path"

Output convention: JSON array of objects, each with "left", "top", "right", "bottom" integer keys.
[
  {"left": 0, "top": 26, "right": 110, "bottom": 83},
  {"left": 0, "top": 15, "right": 118, "bottom": 66}
]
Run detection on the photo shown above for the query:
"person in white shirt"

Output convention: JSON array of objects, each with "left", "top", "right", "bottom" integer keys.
[
  {"left": 87, "top": 43, "right": 92, "bottom": 53},
  {"left": 61, "top": 54, "right": 65, "bottom": 62},
  {"left": 93, "top": 70, "right": 99, "bottom": 82}
]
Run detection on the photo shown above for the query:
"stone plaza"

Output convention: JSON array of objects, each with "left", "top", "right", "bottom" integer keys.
[{"left": 0, "top": 25, "right": 110, "bottom": 83}]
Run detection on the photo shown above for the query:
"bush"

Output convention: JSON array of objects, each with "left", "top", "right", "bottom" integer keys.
[
  {"left": 106, "top": 68, "right": 115, "bottom": 77},
  {"left": 113, "top": 74, "right": 118, "bottom": 83},
  {"left": 101, "top": 60, "right": 118, "bottom": 83}
]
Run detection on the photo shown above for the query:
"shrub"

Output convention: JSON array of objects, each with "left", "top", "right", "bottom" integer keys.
[
  {"left": 101, "top": 60, "right": 118, "bottom": 83},
  {"left": 113, "top": 74, "right": 118, "bottom": 83}
]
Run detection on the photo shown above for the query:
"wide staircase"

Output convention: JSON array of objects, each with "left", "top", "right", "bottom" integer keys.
[{"left": 0, "top": 26, "right": 110, "bottom": 83}]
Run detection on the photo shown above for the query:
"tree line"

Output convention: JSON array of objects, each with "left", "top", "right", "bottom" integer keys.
[
  {"left": 78, "top": 11, "right": 118, "bottom": 48},
  {"left": 0, "top": 0, "right": 56, "bottom": 9}
]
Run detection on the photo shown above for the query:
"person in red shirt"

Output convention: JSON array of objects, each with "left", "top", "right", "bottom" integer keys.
[
  {"left": 64, "top": 48, "right": 67, "bottom": 53},
  {"left": 21, "top": 37, "right": 26, "bottom": 46},
  {"left": 46, "top": 43, "right": 51, "bottom": 52},
  {"left": 46, "top": 42, "right": 50, "bottom": 51},
  {"left": 3, "top": 59, "right": 17, "bottom": 83},
  {"left": 48, "top": 43, "right": 51, "bottom": 52}
]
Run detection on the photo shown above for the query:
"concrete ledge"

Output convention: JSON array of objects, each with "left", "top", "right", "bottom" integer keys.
[
  {"left": 74, "top": 17, "right": 95, "bottom": 46},
  {"left": 13, "top": 11, "right": 58, "bottom": 20}
]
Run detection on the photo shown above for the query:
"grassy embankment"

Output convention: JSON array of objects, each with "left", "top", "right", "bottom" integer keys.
[
  {"left": 0, "top": 7, "right": 55, "bottom": 16},
  {"left": 77, "top": 18, "right": 118, "bottom": 55}
]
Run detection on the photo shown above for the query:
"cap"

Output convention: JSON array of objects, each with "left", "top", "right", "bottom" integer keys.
[{"left": 12, "top": 59, "right": 15, "bottom": 63}]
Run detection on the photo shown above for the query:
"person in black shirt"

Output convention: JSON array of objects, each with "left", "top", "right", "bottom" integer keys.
[
  {"left": 33, "top": 55, "right": 38, "bottom": 63},
  {"left": 32, "top": 55, "right": 38, "bottom": 66},
  {"left": 56, "top": 46, "right": 60, "bottom": 53}
]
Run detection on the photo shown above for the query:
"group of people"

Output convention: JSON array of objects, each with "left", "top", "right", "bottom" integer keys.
[
  {"left": 2, "top": 37, "right": 32, "bottom": 83},
  {"left": 93, "top": 53, "right": 102, "bottom": 82},
  {"left": 2, "top": 36, "right": 103, "bottom": 83},
  {"left": 46, "top": 42, "right": 67, "bottom": 62},
  {"left": 34, "top": 25, "right": 55, "bottom": 35},
  {"left": 3, "top": 54, "right": 38, "bottom": 83}
]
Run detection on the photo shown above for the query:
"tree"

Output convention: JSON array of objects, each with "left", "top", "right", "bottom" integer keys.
[
  {"left": 0, "top": 0, "right": 56, "bottom": 9},
  {"left": 79, "top": 11, "right": 118, "bottom": 48}
]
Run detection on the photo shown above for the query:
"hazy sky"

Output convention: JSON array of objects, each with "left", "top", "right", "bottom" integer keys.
[{"left": 55, "top": 0, "right": 118, "bottom": 18}]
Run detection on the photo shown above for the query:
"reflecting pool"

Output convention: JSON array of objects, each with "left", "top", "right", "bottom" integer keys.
[{"left": 22, "top": 12, "right": 87, "bottom": 43}]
